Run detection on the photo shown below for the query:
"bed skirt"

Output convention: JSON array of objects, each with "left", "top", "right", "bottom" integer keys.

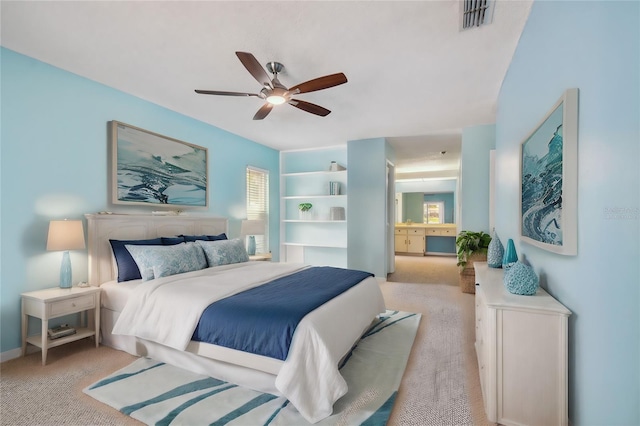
[{"left": 100, "top": 308, "right": 282, "bottom": 395}]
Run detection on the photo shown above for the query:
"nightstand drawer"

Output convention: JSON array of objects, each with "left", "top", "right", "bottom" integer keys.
[{"left": 50, "top": 294, "right": 95, "bottom": 316}]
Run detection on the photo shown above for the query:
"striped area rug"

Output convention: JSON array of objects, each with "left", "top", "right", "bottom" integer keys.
[{"left": 84, "top": 310, "right": 420, "bottom": 426}]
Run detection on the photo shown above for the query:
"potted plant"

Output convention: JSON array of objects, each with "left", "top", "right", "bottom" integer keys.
[
  {"left": 456, "top": 230, "right": 491, "bottom": 268},
  {"left": 298, "top": 203, "right": 313, "bottom": 220},
  {"left": 456, "top": 230, "right": 491, "bottom": 294}
]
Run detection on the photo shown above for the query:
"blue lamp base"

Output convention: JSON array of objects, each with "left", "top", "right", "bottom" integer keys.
[
  {"left": 60, "top": 251, "right": 72, "bottom": 288},
  {"left": 247, "top": 236, "right": 256, "bottom": 256}
]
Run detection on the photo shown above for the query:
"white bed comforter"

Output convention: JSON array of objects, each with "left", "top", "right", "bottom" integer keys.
[{"left": 112, "top": 261, "right": 385, "bottom": 423}]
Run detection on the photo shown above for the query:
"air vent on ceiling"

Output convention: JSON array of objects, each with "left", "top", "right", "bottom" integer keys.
[{"left": 461, "top": 0, "right": 495, "bottom": 30}]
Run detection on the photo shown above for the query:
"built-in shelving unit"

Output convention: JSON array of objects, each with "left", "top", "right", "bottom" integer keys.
[{"left": 280, "top": 147, "right": 348, "bottom": 267}]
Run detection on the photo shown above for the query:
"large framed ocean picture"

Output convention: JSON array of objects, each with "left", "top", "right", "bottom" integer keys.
[
  {"left": 110, "top": 121, "right": 208, "bottom": 208},
  {"left": 520, "top": 88, "right": 578, "bottom": 255}
]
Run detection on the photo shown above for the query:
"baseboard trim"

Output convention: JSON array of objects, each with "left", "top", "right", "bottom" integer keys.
[
  {"left": 0, "top": 345, "right": 40, "bottom": 363},
  {"left": 1, "top": 347, "right": 22, "bottom": 363}
]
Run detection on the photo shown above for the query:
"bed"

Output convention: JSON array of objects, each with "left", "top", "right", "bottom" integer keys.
[{"left": 85, "top": 213, "right": 386, "bottom": 423}]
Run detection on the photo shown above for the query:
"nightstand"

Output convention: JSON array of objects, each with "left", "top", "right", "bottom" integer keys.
[
  {"left": 249, "top": 253, "right": 272, "bottom": 261},
  {"left": 21, "top": 286, "right": 101, "bottom": 365}
]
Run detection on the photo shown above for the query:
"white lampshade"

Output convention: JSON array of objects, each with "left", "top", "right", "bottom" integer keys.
[
  {"left": 240, "top": 219, "right": 265, "bottom": 236},
  {"left": 47, "top": 220, "right": 86, "bottom": 251}
]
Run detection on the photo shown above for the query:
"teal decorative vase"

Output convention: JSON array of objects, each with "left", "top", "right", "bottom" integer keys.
[
  {"left": 504, "top": 262, "right": 539, "bottom": 295},
  {"left": 502, "top": 238, "right": 518, "bottom": 270},
  {"left": 487, "top": 230, "right": 504, "bottom": 268}
]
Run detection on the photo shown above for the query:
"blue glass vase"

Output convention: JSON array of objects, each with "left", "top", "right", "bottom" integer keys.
[
  {"left": 487, "top": 230, "right": 504, "bottom": 268},
  {"left": 502, "top": 238, "right": 518, "bottom": 270}
]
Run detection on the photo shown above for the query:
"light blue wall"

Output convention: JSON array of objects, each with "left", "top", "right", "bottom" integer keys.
[
  {"left": 347, "top": 137, "right": 394, "bottom": 277},
  {"left": 403, "top": 192, "right": 425, "bottom": 223},
  {"left": 460, "top": 124, "right": 495, "bottom": 233},
  {"left": 0, "top": 48, "right": 280, "bottom": 354},
  {"left": 495, "top": 1, "right": 639, "bottom": 424},
  {"left": 280, "top": 147, "right": 347, "bottom": 174}
]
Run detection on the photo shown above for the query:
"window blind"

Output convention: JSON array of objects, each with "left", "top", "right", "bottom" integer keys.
[{"left": 246, "top": 166, "right": 269, "bottom": 254}]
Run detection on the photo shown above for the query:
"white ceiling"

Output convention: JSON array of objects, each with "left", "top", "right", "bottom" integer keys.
[{"left": 1, "top": 0, "right": 532, "bottom": 177}]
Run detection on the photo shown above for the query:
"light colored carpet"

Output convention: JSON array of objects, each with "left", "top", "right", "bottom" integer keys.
[
  {"left": 387, "top": 255, "right": 460, "bottom": 287},
  {"left": 1, "top": 268, "right": 491, "bottom": 425},
  {"left": 380, "top": 282, "right": 491, "bottom": 426},
  {"left": 83, "top": 310, "right": 420, "bottom": 425},
  {"left": 0, "top": 339, "right": 140, "bottom": 426}
]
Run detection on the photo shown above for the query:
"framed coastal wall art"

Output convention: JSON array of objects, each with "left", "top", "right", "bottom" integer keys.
[
  {"left": 519, "top": 88, "right": 579, "bottom": 255},
  {"left": 110, "top": 121, "right": 208, "bottom": 208}
]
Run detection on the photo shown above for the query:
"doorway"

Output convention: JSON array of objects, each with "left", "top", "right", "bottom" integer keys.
[{"left": 387, "top": 254, "right": 458, "bottom": 286}]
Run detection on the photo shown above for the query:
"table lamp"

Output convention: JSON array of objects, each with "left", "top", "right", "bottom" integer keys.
[
  {"left": 240, "top": 219, "right": 265, "bottom": 256},
  {"left": 47, "top": 220, "right": 86, "bottom": 288}
]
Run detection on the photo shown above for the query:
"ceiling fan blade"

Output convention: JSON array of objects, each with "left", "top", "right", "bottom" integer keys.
[
  {"left": 195, "top": 89, "right": 260, "bottom": 97},
  {"left": 253, "top": 103, "right": 274, "bottom": 120},
  {"left": 289, "top": 99, "right": 331, "bottom": 117},
  {"left": 289, "top": 73, "right": 348, "bottom": 94},
  {"left": 236, "top": 51, "right": 272, "bottom": 88}
]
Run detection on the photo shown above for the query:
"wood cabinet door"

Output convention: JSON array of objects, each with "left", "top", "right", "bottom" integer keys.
[
  {"left": 407, "top": 235, "right": 424, "bottom": 254},
  {"left": 394, "top": 234, "right": 408, "bottom": 252}
]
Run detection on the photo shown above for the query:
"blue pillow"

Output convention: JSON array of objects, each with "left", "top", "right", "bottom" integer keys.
[
  {"left": 208, "top": 233, "right": 227, "bottom": 241},
  {"left": 161, "top": 236, "right": 185, "bottom": 245},
  {"left": 109, "top": 238, "right": 163, "bottom": 282},
  {"left": 196, "top": 238, "right": 249, "bottom": 267},
  {"left": 180, "top": 233, "right": 227, "bottom": 242},
  {"left": 125, "top": 242, "right": 208, "bottom": 281}
]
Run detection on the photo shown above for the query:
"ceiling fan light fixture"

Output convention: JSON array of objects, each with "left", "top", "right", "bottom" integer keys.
[
  {"left": 266, "top": 87, "right": 288, "bottom": 105},
  {"left": 266, "top": 94, "right": 287, "bottom": 105}
]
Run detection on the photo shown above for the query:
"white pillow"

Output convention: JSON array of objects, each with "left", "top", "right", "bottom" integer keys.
[
  {"left": 196, "top": 238, "right": 249, "bottom": 267},
  {"left": 125, "top": 242, "right": 207, "bottom": 281}
]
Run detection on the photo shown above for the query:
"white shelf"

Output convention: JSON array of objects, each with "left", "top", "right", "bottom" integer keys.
[
  {"left": 283, "top": 242, "right": 348, "bottom": 248},
  {"left": 283, "top": 220, "right": 346, "bottom": 223},
  {"left": 282, "top": 170, "right": 347, "bottom": 177},
  {"left": 25, "top": 327, "right": 95, "bottom": 349},
  {"left": 283, "top": 195, "right": 347, "bottom": 200}
]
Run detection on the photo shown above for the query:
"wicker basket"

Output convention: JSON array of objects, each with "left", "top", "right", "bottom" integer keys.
[{"left": 459, "top": 252, "right": 487, "bottom": 294}]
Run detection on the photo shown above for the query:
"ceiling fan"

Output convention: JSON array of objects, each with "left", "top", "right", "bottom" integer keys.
[{"left": 195, "top": 51, "right": 348, "bottom": 120}]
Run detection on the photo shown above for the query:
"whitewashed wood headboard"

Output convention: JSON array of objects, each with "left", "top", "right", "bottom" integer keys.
[{"left": 85, "top": 213, "right": 229, "bottom": 286}]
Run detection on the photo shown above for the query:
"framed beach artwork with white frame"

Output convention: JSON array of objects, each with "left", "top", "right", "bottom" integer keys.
[
  {"left": 110, "top": 121, "right": 208, "bottom": 208},
  {"left": 519, "top": 88, "right": 579, "bottom": 255}
]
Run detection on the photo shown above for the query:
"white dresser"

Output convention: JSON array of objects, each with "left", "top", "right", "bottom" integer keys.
[{"left": 474, "top": 262, "right": 571, "bottom": 426}]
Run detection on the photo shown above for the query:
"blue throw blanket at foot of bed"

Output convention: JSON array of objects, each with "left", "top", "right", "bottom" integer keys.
[{"left": 192, "top": 266, "right": 373, "bottom": 360}]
